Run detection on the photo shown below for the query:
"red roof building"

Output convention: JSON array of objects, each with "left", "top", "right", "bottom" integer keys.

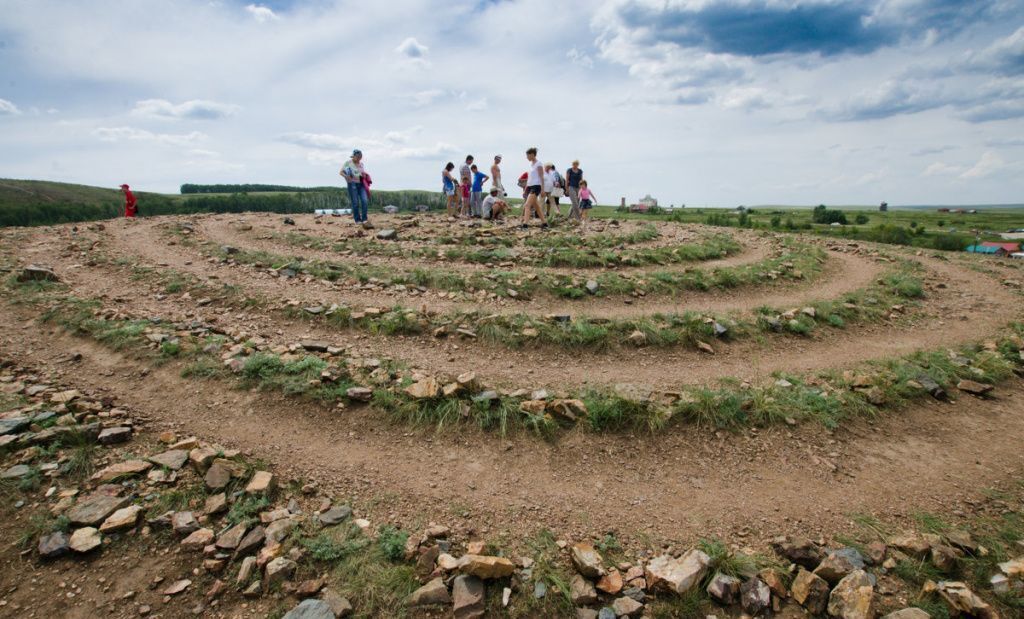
[{"left": 981, "top": 242, "right": 1021, "bottom": 253}]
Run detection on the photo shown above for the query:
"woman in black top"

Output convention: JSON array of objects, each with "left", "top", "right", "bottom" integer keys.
[{"left": 565, "top": 160, "right": 584, "bottom": 221}]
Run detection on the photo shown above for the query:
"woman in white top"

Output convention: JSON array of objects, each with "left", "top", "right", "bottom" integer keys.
[
  {"left": 519, "top": 147, "right": 548, "bottom": 229},
  {"left": 542, "top": 163, "right": 563, "bottom": 218}
]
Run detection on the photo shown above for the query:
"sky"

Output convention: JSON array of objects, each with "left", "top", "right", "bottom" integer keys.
[{"left": 1, "top": 0, "right": 1023, "bottom": 207}]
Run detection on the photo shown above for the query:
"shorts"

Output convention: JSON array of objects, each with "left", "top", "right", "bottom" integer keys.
[
  {"left": 526, "top": 185, "right": 542, "bottom": 196},
  {"left": 444, "top": 187, "right": 455, "bottom": 197},
  {"left": 580, "top": 199, "right": 593, "bottom": 210}
]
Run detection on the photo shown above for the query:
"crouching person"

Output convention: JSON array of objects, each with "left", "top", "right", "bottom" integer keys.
[{"left": 481, "top": 187, "right": 508, "bottom": 221}]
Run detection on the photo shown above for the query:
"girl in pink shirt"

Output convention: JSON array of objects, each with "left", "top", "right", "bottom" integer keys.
[{"left": 578, "top": 180, "right": 596, "bottom": 230}]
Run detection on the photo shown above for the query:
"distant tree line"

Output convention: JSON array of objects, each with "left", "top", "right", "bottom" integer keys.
[
  {"left": 180, "top": 184, "right": 337, "bottom": 194},
  {"left": 1, "top": 189, "right": 448, "bottom": 227}
]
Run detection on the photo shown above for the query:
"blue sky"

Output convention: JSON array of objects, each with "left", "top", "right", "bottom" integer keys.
[{"left": 1, "top": 0, "right": 1022, "bottom": 206}]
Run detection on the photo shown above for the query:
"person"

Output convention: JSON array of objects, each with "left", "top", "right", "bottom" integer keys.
[
  {"left": 120, "top": 184, "right": 137, "bottom": 218},
  {"left": 459, "top": 155, "right": 473, "bottom": 217},
  {"left": 460, "top": 178, "right": 471, "bottom": 217},
  {"left": 542, "top": 163, "right": 563, "bottom": 218},
  {"left": 520, "top": 147, "right": 548, "bottom": 229},
  {"left": 481, "top": 187, "right": 508, "bottom": 221},
  {"left": 442, "top": 162, "right": 457, "bottom": 217},
  {"left": 565, "top": 160, "right": 583, "bottom": 220},
  {"left": 578, "top": 180, "right": 597, "bottom": 231},
  {"left": 490, "top": 154, "right": 506, "bottom": 197},
  {"left": 339, "top": 149, "right": 369, "bottom": 224},
  {"left": 470, "top": 164, "right": 489, "bottom": 218}
]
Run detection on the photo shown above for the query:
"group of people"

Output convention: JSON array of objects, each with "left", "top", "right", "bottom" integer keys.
[
  {"left": 443, "top": 148, "right": 596, "bottom": 229},
  {"left": 337, "top": 146, "right": 597, "bottom": 228}
]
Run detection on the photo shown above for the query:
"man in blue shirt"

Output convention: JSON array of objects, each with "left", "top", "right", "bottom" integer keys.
[{"left": 470, "top": 164, "right": 489, "bottom": 218}]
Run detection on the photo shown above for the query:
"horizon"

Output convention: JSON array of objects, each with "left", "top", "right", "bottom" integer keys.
[{"left": 1, "top": 1, "right": 1023, "bottom": 205}]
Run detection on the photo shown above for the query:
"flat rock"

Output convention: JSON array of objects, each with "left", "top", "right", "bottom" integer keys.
[
  {"left": 645, "top": 549, "right": 711, "bottom": 594},
  {"left": 318, "top": 505, "right": 353, "bottom": 526},
  {"left": 203, "top": 493, "right": 228, "bottom": 515},
  {"left": 163, "top": 579, "right": 191, "bottom": 595},
  {"left": 264, "top": 557, "right": 298, "bottom": 590},
  {"left": 67, "top": 494, "right": 129, "bottom": 526},
  {"left": 91, "top": 459, "right": 151, "bottom": 483},
  {"left": 409, "top": 577, "right": 451, "bottom": 606},
  {"left": 881, "top": 610, "right": 932, "bottom": 619},
  {"left": 181, "top": 528, "right": 215, "bottom": 549},
  {"left": 452, "top": 574, "right": 485, "bottom": 619},
  {"left": 791, "top": 567, "right": 830, "bottom": 614},
  {"left": 459, "top": 554, "right": 516, "bottom": 579},
  {"left": 935, "top": 581, "right": 997, "bottom": 619},
  {"left": 957, "top": 379, "right": 993, "bottom": 396},
  {"left": 0, "top": 416, "right": 30, "bottom": 435},
  {"left": 773, "top": 536, "right": 824, "bottom": 569},
  {"left": 18, "top": 265, "right": 60, "bottom": 282},
  {"left": 571, "top": 542, "right": 606, "bottom": 578},
  {"left": 320, "top": 588, "right": 353, "bottom": 617},
  {"left": 171, "top": 511, "right": 200, "bottom": 535},
  {"left": 706, "top": 573, "right": 741, "bottom": 604},
  {"left": 827, "top": 570, "right": 874, "bottom": 619},
  {"left": 405, "top": 377, "right": 441, "bottom": 399},
  {"left": 69, "top": 527, "right": 102, "bottom": 553},
  {"left": 97, "top": 426, "right": 132, "bottom": 445},
  {"left": 611, "top": 596, "right": 643, "bottom": 617},
  {"left": 235, "top": 525, "right": 266, "bottom": 557},
  {"left": 245, "top": 470, "right": 275, "bottom": 494},
  {"left": 282, "top": 599, "right": 334, "bottom": 619},
  {"left": 570, "top": 574, "right": 598, "bottom": 605},
  {"left": 346, "top": 387, "right": 373, "bottom": 402},
  {"left": 741, "top": 577, "right": 771, "bottom": 615},
  {"left": 99, "top": 505, "right": 143, "bottom": 533},
  {"left": 204, "top": 462, "right": 231, "bottom": 490},
  {"left": 148, "top": 449, "right": 189, "bottom": 470},
  {"left": 215, "top": 522, "right": 249, "bottom": 550},
  {"left": 1, "top": 464, "right": 31, "bottom": 479},
  {"left": 265, "top": 517, "right": 296, "bottom": 544},
  {"left": 814, "top": 547, "right": 866, "bottom": 585},
  {"left": 38, "top": 531, "right": 70, "bottom": 559}
]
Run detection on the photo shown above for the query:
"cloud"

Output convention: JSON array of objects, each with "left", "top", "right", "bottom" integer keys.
[
  {"left": 567, "top": 46, "right": 594, "bottom": 68},
  {"left": 395, "top": 37, "right": 429, "bottom": 59},
  {"left": 466, "top": 97, "right": 488, "bottom": 112},
  {"left": 92, "top": 126, "right": 207, "bottom": 147},
  {"left": 245, "top": 4, "right": 278, "bottom": 23},
  {"left": 923, "top": 161, "right": 963, "bottom": 176},
  {"left": 406, "top": 89, "right": 445, "bottom": 107},
  {"left": 0, "top": 98, "right": 21, "bottom": 115},
  {"left": 131, "top": 99, "right": 240, "bottom": 120},
  {"left": 279, "top": 129, "right": 457, "bottom": 162},
  {"left": 824, "top": 78, "right": 1024, "bottom": 123},
  {"left": 960, "top": 25, "right": 1024, "bottom": 76},
  {"left": 960, "top": 151, "right": 1004, "bottom": 178}
]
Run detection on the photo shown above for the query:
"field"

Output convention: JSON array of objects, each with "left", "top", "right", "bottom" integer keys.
[{"left": 1, "top": 204, "right": 1024, "bottom": 618}]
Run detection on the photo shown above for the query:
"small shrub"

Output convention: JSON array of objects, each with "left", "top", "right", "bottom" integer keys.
[{"left": 377, "top": 525, "right": 408, "bottom": 562}]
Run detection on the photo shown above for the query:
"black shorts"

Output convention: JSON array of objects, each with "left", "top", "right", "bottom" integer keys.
[
  {"left": 580, "top": 199, "right": 593, "bottom": 209},
  {"left": 527, "top": 185, "right": 541, "bottom": 196}
]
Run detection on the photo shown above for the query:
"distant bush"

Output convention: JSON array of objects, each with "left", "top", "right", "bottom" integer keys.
[
  {"left": 854, "top": 214, "right": 869, "bottom": 225},
  {"left": 812, "top": 204, "right": 847, "bottom": 225}
]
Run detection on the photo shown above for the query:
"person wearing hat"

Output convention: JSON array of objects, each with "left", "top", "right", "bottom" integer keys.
[
  {"left": 120, "top": 184, "right": 137, "bottom": 218},
  {"left": 481, "top": 186, "right": 508, "bottom": 221},
  {"left": 490, "top": 154, "right": 505, "bottom": 197},
  {"left": 339, "top": 149, "right": 369, "bottom": 224}
]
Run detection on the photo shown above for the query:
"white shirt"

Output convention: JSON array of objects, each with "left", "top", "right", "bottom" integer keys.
[
  {"left": 542, "top": 169, "right": 555, "bottom": 193},
  {"left": 526, "top": 159, "right": 543, "bottom": 186}
]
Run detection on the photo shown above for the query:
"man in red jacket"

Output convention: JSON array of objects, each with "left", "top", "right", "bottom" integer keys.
[{"left": 121, "top": 184, "right": 137, "bottom": 218}]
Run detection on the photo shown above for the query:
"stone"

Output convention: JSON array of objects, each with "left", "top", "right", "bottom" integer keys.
[
  {"left": 246, "top": 471, "right": 275, "bottom": 494},
  {"left": 696, "top": 341, "right": 715, "bottom": 354},
  {"left": 408, "top": 577, "right": 451, "bottom": 606},
  {"left": 163, "top": 579, "right": 191, "bottom": 595},
  {"left": 296, "top": 578, "right": 326, "bottom": 598},
  {"left": 881, "top": 610, "right": 931, "bottom": 619},
  {"left": 38, "top": 531, "right": 70, "bottom": 559},
  {"left": 827, "top": 570, "right": 874, "bottom": 619},
  {"left": 866, "top": 541, "right": 887, "bottom": 564},
  {"left": 18, "top": 265, "right": 60, "bottom": 282},
  {"left": 999, "top": 557, "right": 1024, "bottom": 579},
  {"left": 284, "top": 217, "right": 296, "bottom": 225},
  {"left": 645, "top": 549, "right": 711, "bottom": 594},
  {"left": 346, "top": 387, "right": 373, "bottom": 402},
  {"left": 181, "top": 528, "right": 215, "bottom": 549},
  {"left": 236, "top": 556, "right": 257, "bottom": 586},
  {"left": 91, "top": 460, "right": 152, "bottom": 483},
  {"left": 148, "top": 450, "right": 189, "bottom": 470},
  {"left": 957, "top": 379, "right": 993, "bottom": 396},
  {"left": 67, "top": 494, "right": 129, "bottom": 526},
  {"left": 740, "top": 577, "right": 771, "bottom": 615},
  {"left": 416, "top": 545, "right": 440, "bottom": 578},
  {"left": 547, "top": 399, "right": 588, "bottom": 422},
  {"left": 759, "top": 568, "right": 788, "bottom": 598},
  {"left": 571, "top": 542, "right": 606, "bottom": 578},
  {"left": 706, "top": 573, "right": 741, "bottom": 604},
  {"left": 627, "top": 330, "right": 647, "bottom": 346},
  {"left": 915, "top": 374, "right": 947, "bottom": 400},
  {"left": 266, "top": 517, "right": 296, "bottom": 544},
  {"left": 814, "top": 547, "right": 866, "bottom": 585},
  {"left": 1, "top": 464, "right": 31, "bottom": 479},
  {"left": 0, "top": 416, "right": 30, "bottom": 435},
  {"left": 99, "top": 504, "right": 143, "bottom": 533},
  {"left": 203, "top": 493, "right": 228, "bottom": 515},
  {"left": 570, "top": 574, "right": 598, "bottom": 605},
  {"left": 282, "top": 599, "right": 334, "bottom": 619},
  {"left": 264, "top": 557, "right": 298, "bottom": 590},
  {"left": 69, "top": 527, "right": 102, "bottom": 553},
  {"left": 171, "top": 511, "right": 200, "bottom": 535},
  {"left": 890, "top": 534, "right": 930, "bottom": 559},
  {"left": 576, "top": 611, "right": 599, "bottom": 619},
  {"left": 791, "top": 568, "right": 830, "bottom": 615},
  {"left": 319, "top": 505, "right": 353, "bottom": 526},
  {"left": 452, "top": 574, "right": 485, "bottom": 619},
  {"left": 586, "top": 280, "right": 599, "bottom": 295},
  {"left": 204, "top": 462, "right": 231, "bottom": 490},
  {"left": 97, "top": 426, "right": 132, "bottom": 444},
  {"left": 459, "top": 554, "right": 516, "bottom": 579},
  {"left": 189, "top": 446, "right": 218, "bottom": 471},
  {"left": 321, "top": 588, "right": 353, "bottom": 617},
  {"left": 935, "top": 581, "right": 997, "bottom": 619},
  {"left": 376, "top": 229, "right": 398, "bottom": 241},
  {"left": 598, "top": 609, "right": 616, "bottom": 619},
  {"left": 216, "top": 522, "right": 248, "bottom": 550},
  {"left": 773, "top": 537, "right": 824, "bottom": 569},
  {"left": 612, "top": 596, "right": 644, "bottom": 617},
  {"left": 597, "top": 569, "right": 624, "bottom": 595},
  {"left": 405, "top": 377, "right": 441, "bottom": 399},
  {"left": 931, "top": 544, "right": 962, "bottom": 572},
  {"left": 235, "top": 525, "right": 265, "bottom": 557}
]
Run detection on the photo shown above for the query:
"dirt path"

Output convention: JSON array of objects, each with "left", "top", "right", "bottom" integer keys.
[{"left": 2, "top": 300, "right": 1022, "bottom": 548}]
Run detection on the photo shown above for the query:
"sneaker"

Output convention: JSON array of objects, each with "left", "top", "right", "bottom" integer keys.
[
  {"left": 541, "top": 222, "right": 549, "bottom": 229},
  {"left": 520, "top": 224, "right": 528, "bottom": 230}
]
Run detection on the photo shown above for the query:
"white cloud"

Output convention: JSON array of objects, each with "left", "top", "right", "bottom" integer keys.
[
  {"left": 466, "top": 98, "right": 488, "bottom": 112},
  {"left": 960, "top": 151, "right": 1004, "bottom": 179},
  {"left": 0, "top": 98, "right": 22, "bottom": 116},
  {"left": 395, "top": 37, "right": 428, "bottom": 59},
  {"left": 280, "top": 128, "right": 457, "bottom": 162},
  {"left": 92, "top": 126, "right": 207, "bottom": 147},
  {"left": 132, "top": 99, "right": 240, "bottom": 120},
  {"left": 923, "top": 161, "right": 964, "bottom": 177},
  {"left": 567, "top": 46, "right": 593, "bottom": 69},
  {"left": 407, "top": 89, "right": 444, "bottom": 107},
  {"left": 245, "top": 4, "right": 278, "bottom": 23}
]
